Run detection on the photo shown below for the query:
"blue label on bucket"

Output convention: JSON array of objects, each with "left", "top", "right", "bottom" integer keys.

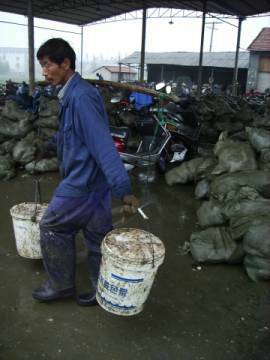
[
  {"left": 111, "top": 273, "right": 144, "bottom": 283},
  {"left": 97, "top": 290, "right": 136, "bottom": 310},
  {"left": 99, "top": 274, "right": 128, "bottom": 297}
]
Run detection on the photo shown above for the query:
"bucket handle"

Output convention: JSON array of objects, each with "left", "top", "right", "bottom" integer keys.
[
  {"left": 31, "top": 178, "right": 41, "bottom": 222},
  {"left": 112, "top": 202, "right": 155, "bottom": 268}
]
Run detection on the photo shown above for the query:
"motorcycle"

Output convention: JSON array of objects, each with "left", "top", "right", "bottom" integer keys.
[
  {"left": 3, "top": 80, "right": 59, "bottom": 113},
  {"left": 0, "top": 80, "right": 19, "bottom": 106},
  {"left": 109, "top": 82, "right": 200, "bottom": 172}
]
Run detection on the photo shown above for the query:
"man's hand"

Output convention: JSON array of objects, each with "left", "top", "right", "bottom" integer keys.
[{"left": 122, "top": 194, "right": 140, "bottom": 214}]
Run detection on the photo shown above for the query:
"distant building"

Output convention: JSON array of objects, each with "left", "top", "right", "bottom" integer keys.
[
  {"left": 0, "top": 47, "right": 28, "bottom": 75},
  {"left": 121, "top": 51, "right": 249, "bottom": 92},
  {"left": 0, "top": 47, "right": 89, "bottom": 81},
  {"left": 94, "top": 65, "right": 137, "bottom": 82},
  {"left": 246, "top": 28, "right": 270, "bottom": 92},
  {"left": 0, "top": 47, "right": 44, "bottom": 80}
]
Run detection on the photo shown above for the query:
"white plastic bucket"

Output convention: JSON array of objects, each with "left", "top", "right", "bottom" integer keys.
[
  {"left": 10, "top": 202, "right": 48, "bottom": 259},
  {"left": 96, "top": 228, "right": 165, "bottom": 316}
]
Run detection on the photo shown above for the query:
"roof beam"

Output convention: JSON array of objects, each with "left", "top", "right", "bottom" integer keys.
[
  {"left": 239, "top": 0, "right": 259, "bottom": 14},
  {"left": 35, "top": 0, "right": 130, "bottom": 14},
  {"left": 209, "top": 0, "right": 245, "bottom": 16},
  {"left": 0, "top": 1, "right": 270, "bottom": 25}
]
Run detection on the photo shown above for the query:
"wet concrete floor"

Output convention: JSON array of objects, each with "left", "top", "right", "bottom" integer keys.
[{"left": 0, "top": 171, "right": 270, "bottom": 360}]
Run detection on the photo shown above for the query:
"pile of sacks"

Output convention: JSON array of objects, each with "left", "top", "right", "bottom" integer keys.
[
  {"left": 196, "top": 95, "right": 270, "bottom": 141},
  {"left": 0, "top": 96, "right": 59, "bottom": 180},
  {"left": 165, "top": 127, "right": 270, "bottom": 281}
]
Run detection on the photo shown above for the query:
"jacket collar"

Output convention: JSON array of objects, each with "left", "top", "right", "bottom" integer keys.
[{"left": 59, "top": 72, "right": 81, "bottom": 107}]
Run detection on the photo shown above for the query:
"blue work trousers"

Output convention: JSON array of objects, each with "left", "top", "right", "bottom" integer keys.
[{"left": 39, "top": 188, "right": 112, "bottom": 291}]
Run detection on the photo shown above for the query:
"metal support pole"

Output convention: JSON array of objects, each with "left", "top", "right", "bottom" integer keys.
[
  {"left": 118, "top": 62, "right": 122, "bottom": 82},
  {"left": 197, "top": 0, "right": 207, "bottom": 96},
  {"left": 209, "top": 22, "right": 214, "bottom": 52},
  {"left": 232, "top": 16, "right": 245, "bottom": 96},
  {"left": 206, "top": 21, "right": 221, "bottom": 52},
  {"left": 28, "top": 0, "right": 35, "bottom": 95},
  {"left": 160, "top": 64, "right": 164, "bottom": 81},
  {"left": 80, "top": 26, "right": 84, "bottom": 76},
  {"left": 140, "top": 6, "right": 147, "bottom": 82}
]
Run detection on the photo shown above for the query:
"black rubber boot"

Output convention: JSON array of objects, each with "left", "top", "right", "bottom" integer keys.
[
  {"left": 76, "top": 292, "right": 98, "bottom": 306},
  {"left": 32, "top": 282, "right": 76, "bottom": 302}
]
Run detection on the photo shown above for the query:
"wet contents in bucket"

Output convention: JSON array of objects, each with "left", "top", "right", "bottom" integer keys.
[
  {"left": 104, "top": 228, "right": 165, "bottom": 265},
  {"left": 10, "top": 202, "right": 48, "bottom": 221}
]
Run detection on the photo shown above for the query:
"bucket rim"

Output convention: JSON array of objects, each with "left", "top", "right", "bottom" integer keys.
[
  {"left": 10, "top": 202, "right": 48, "bottom": 220},
  {"left": 101, "top": 227, "right": 165, "bottom": 266}
]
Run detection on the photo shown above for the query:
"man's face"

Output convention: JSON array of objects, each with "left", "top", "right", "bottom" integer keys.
[{"left": 39, "top": 56, "right": 70, "bottom": 86}]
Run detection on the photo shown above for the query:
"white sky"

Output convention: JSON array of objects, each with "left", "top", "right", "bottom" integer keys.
[{"left": 0, "top": 10, "right": 270, "bottom": 60}]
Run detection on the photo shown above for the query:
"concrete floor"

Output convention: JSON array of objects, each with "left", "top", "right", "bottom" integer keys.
[{"left": 0, "top": 172, "right": 269, "bottom": 360}]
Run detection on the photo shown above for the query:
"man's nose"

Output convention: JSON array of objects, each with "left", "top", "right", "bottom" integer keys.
[{"left": 42, "top": 68, "right": 48, "bottom": 77}]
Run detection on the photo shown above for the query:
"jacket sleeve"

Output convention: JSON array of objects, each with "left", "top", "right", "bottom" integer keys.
[{"left": 74, "top": 92, "right": 132, "bottom": 199}]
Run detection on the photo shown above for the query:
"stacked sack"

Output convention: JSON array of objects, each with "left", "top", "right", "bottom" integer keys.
[
  {"left": 195, "top": 94, "right": 270, "bottom": 142},
  {"left": 0, "top": 97, "right": 59, "bottom": 179},
  {"left": 165, "top": 127, "right": 270, "bottom": 281}
]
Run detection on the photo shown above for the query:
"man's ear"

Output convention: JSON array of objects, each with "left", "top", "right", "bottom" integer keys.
[{"left": 62, "top": 58, "right": 71, "bottom": 70}]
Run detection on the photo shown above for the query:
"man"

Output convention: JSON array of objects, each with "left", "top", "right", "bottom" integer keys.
[
  {"left": 32, "top": 38, "right": 139, "bottom": 306},
  {"left": 96, "top": 72, "right": 104, "bottom": 81}
]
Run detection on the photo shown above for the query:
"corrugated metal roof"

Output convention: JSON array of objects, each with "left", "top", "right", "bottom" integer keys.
[
  {"left": 121, "top": 51, "right": 250, "bottom": 68},
  {"left": 248, "top": 27, "right": 270, "bottom": 51},
  {"left": 0, "top": 1, "right": 270, "bottom": 26},
  {"left": 96, "top": 65, "right": 137, "bottom": 74}
]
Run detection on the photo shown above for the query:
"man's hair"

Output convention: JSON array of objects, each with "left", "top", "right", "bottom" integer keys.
[{"left": 37, "top": 38, "right": 76, "bottom": 70}]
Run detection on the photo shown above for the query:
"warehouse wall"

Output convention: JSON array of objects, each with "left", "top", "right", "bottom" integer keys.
[{"left": 147, "top": 64, "right": 248, "bottom": 94}]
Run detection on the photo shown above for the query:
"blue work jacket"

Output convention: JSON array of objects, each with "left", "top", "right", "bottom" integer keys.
[{"left": 53, "top": 73, "right": 132, "bottom": 198}]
